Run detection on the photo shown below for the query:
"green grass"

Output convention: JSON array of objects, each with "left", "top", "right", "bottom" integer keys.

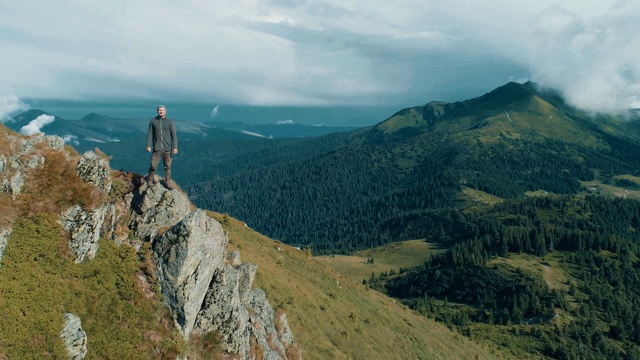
[
  {"left": 316, "top": 240, "right": 444, "bottom": 282},
  {"left": 460, "top": 187, "right": 504, "bottom": 206},
  {"left": 375, "top": 107, "right": 427, "bottom": 134},
  {"left": 0, "top": 214, "right": 185, "bottom": 359},
  {"left": 581, "top": 179, "right": 640, "bottom": 200},
  {"left": 488, "top": 252, "right": 572, "bottom": 292}
]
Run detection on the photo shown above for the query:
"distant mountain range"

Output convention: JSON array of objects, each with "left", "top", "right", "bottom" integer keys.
[{"left": 4, "top": 110, "right": 358, "bottom": 153}]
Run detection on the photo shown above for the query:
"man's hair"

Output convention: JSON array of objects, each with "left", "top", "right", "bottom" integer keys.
[{"left": 157, "top": 105, "right": 166, "bottom": 111}]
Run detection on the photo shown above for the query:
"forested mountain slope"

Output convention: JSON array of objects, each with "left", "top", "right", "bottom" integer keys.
[{"left": 181, "top": 81, "right": 640, "bottom": 254}]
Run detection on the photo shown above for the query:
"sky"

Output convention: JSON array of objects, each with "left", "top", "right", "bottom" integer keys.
[{"left": 0, "top": 0, "right": 638, "bottom": 123}]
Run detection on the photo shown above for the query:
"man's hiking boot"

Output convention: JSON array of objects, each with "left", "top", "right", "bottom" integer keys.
[{"left": 164, "top": 179, "right": 174, "bottom": 190}]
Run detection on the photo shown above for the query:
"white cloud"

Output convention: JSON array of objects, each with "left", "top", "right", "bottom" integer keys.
[
  {"left": 527, "top": 1, "right": 640, "bottom": 113},
  {"left": 0, "top": 0, "right": 635, "bottom": 114},
  {"left": 211, "top": 105, "right": 220, "bottom": 118},
  {"left": 0, "top": 95, "right": 30, "bottom": 122},
  {"left": 62, "top": 134, "right": 79, "bottom": 145},
  {"left": 277, "top": 120, "right": 295, "bottom": 125},
  {"left": 20, "top": 114, "right": 55, "bottom": 135}
]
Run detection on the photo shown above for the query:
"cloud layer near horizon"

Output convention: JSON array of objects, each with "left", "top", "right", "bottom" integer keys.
[{"left": 0, "top": 0, "right": 636, "bottom": 114}]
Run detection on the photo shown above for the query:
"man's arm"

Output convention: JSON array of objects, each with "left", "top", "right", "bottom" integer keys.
[
  {"left": 171, "top": 120, "right": 178, "bottom": 154},
  {"left": 146, "top": 120, "right": 153, "bottom": 151}
]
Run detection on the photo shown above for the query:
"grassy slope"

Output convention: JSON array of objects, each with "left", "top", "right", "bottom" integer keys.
[
  {"left": 0, "top": 214, "right": 185, "bottom": 359},
  {"left": 315, "top": 240, "right": 444, "bottom": 282},
  {"left": 209, "top": 212, "right": 506, "bottom": 360}
]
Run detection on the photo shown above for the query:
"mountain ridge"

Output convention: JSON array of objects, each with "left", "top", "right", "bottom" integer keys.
[{"left": 5, "top": 109, "right": 359, "bottom": 153}]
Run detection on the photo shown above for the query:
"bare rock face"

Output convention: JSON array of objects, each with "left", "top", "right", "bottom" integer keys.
[
  {"left": 76, "top": 151, "right": 112, "bottom": 194},
  {"left": 145, "top": 195, "right": 301, "bottom": 358},
  {"left": 152, "top": 209, "right": 228, "bottom": 339},
  {"left": 248, "top": 289, "right": 299, "bottom": 360},
  {"left": 129, "top": 184, "right": 192, "bottom": 241},
  {"left": 194, "top": 258, "right": 258, "bottom": 357},
  {"left": 60, "top": 203, "right": 116, "bottom": 263},
  {"left": 0, "top": 228, "right": 11, "bottom": 268},
  {"left": 60, "top": 312, "right": 88, "bottom": 360}
]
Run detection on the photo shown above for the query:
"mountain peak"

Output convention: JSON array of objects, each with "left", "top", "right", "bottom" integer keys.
[
  {"left": 473, "top": 81, "right": 537, "bottom": 108},
  {"left": 10, "top": 109, "right": 52, "bottom": 122}
]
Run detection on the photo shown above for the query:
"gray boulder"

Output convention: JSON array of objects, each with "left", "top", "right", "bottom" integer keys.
[
  {"left": 248, "top": 289, "right": 294, "bottom": 360},
  {"left": 60, "top": 203, "right": 116, "bottom": 263},
  {"left": 152, "top": 209, "right": 228, "bottom": 339},
  {"left": 60, "top": 312, "right": 87, "bottom": 360},
  {"left": 194, "top": 259, "right": 258, "bottom": 357},
  {"left": 8, "top": 172, "right": 24, "bottom": 196},
  {"left": 129, "top": 184, "right": 192, "bottom": 241},
  {"left": 76, "top": 151, "right": 112, "bottom": 194},
  {"left": 0, "top": 228, "right": 11, "bottom": 268}
]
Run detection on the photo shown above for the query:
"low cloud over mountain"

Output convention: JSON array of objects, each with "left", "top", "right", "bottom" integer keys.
[{"left": 19, "top": 114, "right": 55, "bottom": 136}]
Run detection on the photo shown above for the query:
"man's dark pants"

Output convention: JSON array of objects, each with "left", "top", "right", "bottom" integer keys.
[{"left": 148, "top": 150, "right": 172, "bottom": 183}]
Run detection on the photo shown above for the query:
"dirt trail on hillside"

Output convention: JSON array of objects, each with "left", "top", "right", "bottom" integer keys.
[{"left": 541, "top": 264, "right": 555, "bottom": 289}]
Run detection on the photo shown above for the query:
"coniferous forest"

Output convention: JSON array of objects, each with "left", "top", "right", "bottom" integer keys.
[{"left": 376, "top": 194, "right": 640, "bottom": 359}]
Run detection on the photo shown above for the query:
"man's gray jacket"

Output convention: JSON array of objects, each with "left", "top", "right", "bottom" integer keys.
[{"left": 147, "top": 116, "right": 178, "bottom": 152}]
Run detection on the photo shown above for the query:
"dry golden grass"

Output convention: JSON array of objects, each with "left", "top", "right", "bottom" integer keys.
[
  {"left": 0, "top": 194, "right": 16, "bottom": 228},
  {"left": 17, "top": 148, "right": 106, "bottom": 216},
  {"left": 208, "top": 211, "right": 506, "bottom": 360}
]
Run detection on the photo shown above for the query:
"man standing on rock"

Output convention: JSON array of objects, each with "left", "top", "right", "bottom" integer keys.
[{"left": 146, "top": 105, "right": 178, "bottom": 190}]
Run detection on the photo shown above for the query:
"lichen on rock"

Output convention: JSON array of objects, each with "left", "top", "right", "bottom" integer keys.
[
  {"left": 76, "top": 151, "right": 112, "bottom": 194},
  {"left": 60, "top": 203, "right": 116, "bottom": 263}
]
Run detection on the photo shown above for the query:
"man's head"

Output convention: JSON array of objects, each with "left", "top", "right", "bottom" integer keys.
[{"left": 157, "top": 105, "right": 166, "bottom": 117}]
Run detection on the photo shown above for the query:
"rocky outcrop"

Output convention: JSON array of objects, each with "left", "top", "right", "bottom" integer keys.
[
  {"left": 76, "top": 151, "right": 112, "bottom": 194},
  {"left": 58, "top": 150, "right": 119, "bottom": 263},
  {"left": 0, "top": 228, "right": 11, "bottom": 268},
  {"left": 48, "top": 142, "right": 300, "bottom": 358},
  {"left": 249, "top": 289, "right": 300, "bottom": 360},
  {"left": 0, "top": 134, "right": 61, "bottom": 197},
  {"left": 152, "top": 209, "right": 228, "bottom": 339},
  {"left": 60, "top": 203, "right": 116, "bottom": 263},
  {"left": 0, "top": 129, "right": 299, "bottom": 358},
  {"left": 60, "top": 312, "right": 88, "bottom": 360},
  {"left": 129, "top": 183, "right": 192, "bottom": 242},
  {"left": 194, "top": 254, "right": 257, "bottom": 357},
  {"left": 144, "top": 185, "right": 301, "bottom": 358}
]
